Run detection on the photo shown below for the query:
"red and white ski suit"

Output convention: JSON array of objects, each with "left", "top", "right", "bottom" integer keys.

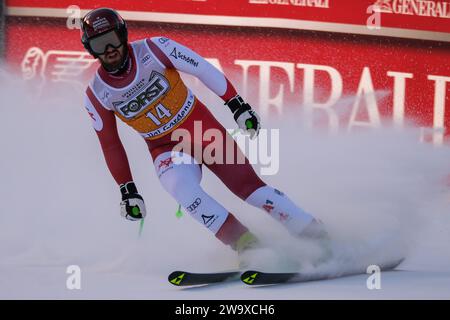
[{"left": 84, "top": 37, "right": 314, "bottom": 247}]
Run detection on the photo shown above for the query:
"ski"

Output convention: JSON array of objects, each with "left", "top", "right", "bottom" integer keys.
[
  {"left": 241, "top": 258, "right": 404, "bottom": 286},
  {"left": 168, "top": 270, "right": 240, "bottom": 287}
]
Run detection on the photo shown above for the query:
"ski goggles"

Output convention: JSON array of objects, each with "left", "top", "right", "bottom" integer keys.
[{"left": 89, "top": 30, "right": 123, "bottom": 55}]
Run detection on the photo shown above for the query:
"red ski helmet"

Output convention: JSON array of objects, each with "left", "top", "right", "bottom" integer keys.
[{"left": 81, "top": 8, "right": 128, "bottom": 57}]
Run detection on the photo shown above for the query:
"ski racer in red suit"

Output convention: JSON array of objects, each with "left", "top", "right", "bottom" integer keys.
[{"left": 81, "top": 8, "right": 327, "bottom": 264}]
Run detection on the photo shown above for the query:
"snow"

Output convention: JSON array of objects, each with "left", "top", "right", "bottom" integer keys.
[
  {"left": 2, "top": 266, "right": 450, "bottom": 300},
  {"left": 0, "top": 68, "right": 449, "bottom": 300}
]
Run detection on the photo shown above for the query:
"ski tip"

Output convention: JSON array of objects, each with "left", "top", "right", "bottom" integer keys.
[
  {"left": 168, "top": 271, "right": 186, "bottom": 286},
  {"left": 240, "top": 270, "right": 260, "bottom": 285}
]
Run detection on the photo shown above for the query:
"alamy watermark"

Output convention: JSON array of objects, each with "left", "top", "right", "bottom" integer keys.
[
  {"left": 66, "top": 265, "right": 81, "bottom": 290},
  {"left": 66, "top": 5, "right": 82, "bottom": 30},
  {"left": 367, "top": 4, "right": 382, "bottom": 30},
  {"left": 366, "top": 265, "right": 382, "bottom": 290},
  {"left": 169, "top": 122, "right": 280, "bottom": 176}
]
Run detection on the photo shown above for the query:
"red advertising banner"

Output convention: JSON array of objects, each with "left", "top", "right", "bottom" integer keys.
[
  {"left": 5, "top": 0, "right": 450, "bottom": 42},
  {"left": 5, "top": 17, "right": 450, "bottom": 145}
]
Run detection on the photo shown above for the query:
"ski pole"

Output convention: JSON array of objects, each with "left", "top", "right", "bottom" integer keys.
[
  {"left": 138, "top": 218, "right": 145, "bottom": 238},
  {"left": 175, "top": 204, "right": 183, "bottom": 218}
]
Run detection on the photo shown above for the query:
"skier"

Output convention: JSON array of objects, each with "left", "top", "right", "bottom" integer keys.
[{"left": 81, "top": 8, "right": 326, "bottom": 266}]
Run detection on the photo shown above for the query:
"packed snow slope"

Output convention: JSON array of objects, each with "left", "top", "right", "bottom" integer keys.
[{"left": 0, "top": 68, "right": 449, "bottom": 299}]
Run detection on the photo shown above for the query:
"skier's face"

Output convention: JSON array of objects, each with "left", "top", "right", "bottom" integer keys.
[{"left": 99, "top": 45, "right": 125, "bottom": 70}]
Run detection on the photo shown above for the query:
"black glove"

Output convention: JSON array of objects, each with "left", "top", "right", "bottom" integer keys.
[
  {"left": 119, "top": 182, "right": 147, "bottom": 221},
  {"left": 225, "top": 95, "right": 261, "bottom": 139}
]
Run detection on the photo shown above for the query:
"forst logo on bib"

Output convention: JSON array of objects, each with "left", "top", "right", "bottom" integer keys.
[{"left": 114, "top": 71, "right": 170, "bottom": 118}]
